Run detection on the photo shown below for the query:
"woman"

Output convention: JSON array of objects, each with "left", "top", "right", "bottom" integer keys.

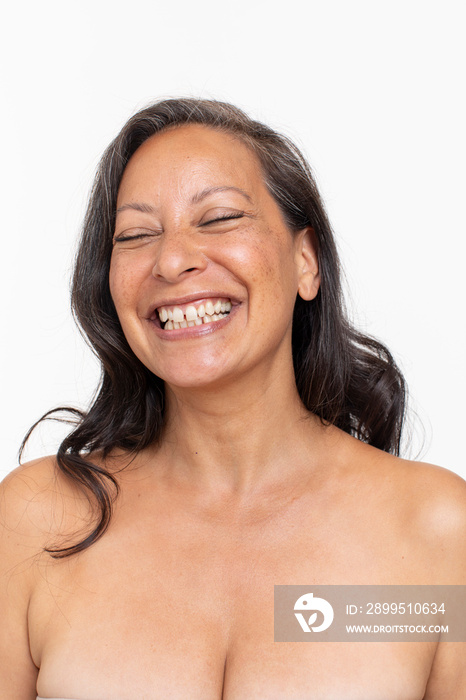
[{"left": 1, "top": 99, "right": 464, "bottom": 699}]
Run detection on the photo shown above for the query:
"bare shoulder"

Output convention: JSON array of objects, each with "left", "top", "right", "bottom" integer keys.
[
  {"left": 1, "top": 457, "right": 58, "bottom": 553},
  {"left": 357, "top": 442, "right": 466, "bottom": 582},
  {"left": 402, "top": 460, "right": 466, "bottom": 581},
  {"left": 389, "top": 466, "right": 466, "bottom": 698},
  {"left": 384, "top": 455, "right": 466, "bottom": 538},
  {"left": 401, "top": 459, "right": 466, "bottom": 526},
  {"left": 0, "top": 457, "right": 98, "bottom": 696},
  {"left": 346, "top": 432, "right": 466, "bottom": 520},
  {"left": 335, "top": 430, "right": 466, "bottom": 575},
  {"left": 0, "top": 457, "right": 65, "bottom": 697},
  {"left": 0, "top": 456, "right": 92, "bottom": 562},
  {"left": 0, "top": 458, "right": 58, "bottom": 628}
]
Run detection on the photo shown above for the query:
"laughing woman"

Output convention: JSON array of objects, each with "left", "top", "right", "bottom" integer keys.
[{"left": 1, "top": 99, "right": 465, "bottom": 700}]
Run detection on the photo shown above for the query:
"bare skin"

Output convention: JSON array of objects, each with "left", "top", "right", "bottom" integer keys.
[{"left": 1, "top": 125, "right": 465, "bottom": 699}]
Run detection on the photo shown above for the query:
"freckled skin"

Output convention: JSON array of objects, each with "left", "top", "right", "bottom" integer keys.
[
  {"left": 109, "top": 125, "right": 317, "bottom": 391},
  {"left": 2, "top": 125, "right": 465, "bottom": 700}
]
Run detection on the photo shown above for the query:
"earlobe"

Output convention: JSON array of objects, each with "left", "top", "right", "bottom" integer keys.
[{"left": 296, "top": 227, "right": 320, "bottom": 301}]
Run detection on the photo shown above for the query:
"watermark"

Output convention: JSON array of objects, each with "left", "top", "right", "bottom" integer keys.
[{"left": 274, "top": 586, "right": 466, "bottom": 642}]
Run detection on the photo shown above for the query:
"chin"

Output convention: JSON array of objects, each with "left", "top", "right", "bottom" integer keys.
[
  {"left": 163, "top": 374, "right": 232, "bottom": 393},
  {"left": 151, "top": 360, "right": 235, "bottom": 391}
]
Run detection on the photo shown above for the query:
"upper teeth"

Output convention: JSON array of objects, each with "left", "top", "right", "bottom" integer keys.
[{"left": 157, "top": 299, "right": 232, "bottom": 328}]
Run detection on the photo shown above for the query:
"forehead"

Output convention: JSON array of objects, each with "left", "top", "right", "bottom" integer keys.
[{"left": 117, "top": 124, "right": 265, "bottom": 202}]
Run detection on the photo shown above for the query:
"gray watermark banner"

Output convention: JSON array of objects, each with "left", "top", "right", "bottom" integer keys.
[{"left": 274, "top": 586, "right": 466, "bottom": 642}]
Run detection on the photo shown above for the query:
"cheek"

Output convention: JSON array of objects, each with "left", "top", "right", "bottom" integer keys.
[
  {"left": 239, "top": 232, "right": 298, "bottom": 301},
  {"left": 215, "top": 227, "right": 296, "bottom": 284},
  {"left": 109, "top": 254, "right": 148, "bottom": 314}
]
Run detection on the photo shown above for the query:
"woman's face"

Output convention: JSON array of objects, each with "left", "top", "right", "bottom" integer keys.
[{"left": 109, "top": 124, "right": 319, "bottom": 390}]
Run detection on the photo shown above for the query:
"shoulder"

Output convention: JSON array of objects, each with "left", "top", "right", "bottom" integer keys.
[
  {"left": 399, "top": 460, "right": 466, "bottom": 576},
  {"left": 344, "top": 432, "right": 466, "bottom": 523},
  {"left": 396, "top": 463, "right": 466, "bottom": 696},
  {"left": 2, "top": 456, "right": 69, "bottom": 529},
  {"left": 1, "top": 456, "right": 58, "bottom": 550},
  {"left": 382, "top": 455, "right": 466, "bottom": 537},
  {"left": 336, "top": 431, "right": 466, "bottom": 577},
  {"left": 0, "top": 456, "right": 91, "bottom": 694},
  {"left": 400, "top": 459, "right": 466, "bottom": 522},
  {"left": 360, "top": 444, "right": 466, "bottom": 582},
  {"left": 0, "top": 458, "right": 61, "bottom": 694},
  {"left": 0, "top": 456, "right": 93, "bottom": 563}
]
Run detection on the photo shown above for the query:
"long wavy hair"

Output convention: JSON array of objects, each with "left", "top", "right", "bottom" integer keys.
[{"left": 22, "top": 98, "right": 406, "bottom": 557}]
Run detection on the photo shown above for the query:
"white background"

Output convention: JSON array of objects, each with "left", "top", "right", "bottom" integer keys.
[{"left": 1, "top": 0, "right": 464, "bottom": 481}]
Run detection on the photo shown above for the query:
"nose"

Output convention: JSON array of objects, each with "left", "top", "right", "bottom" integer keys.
[{"left": 151, "top": 228, "right": 207, "bottom": 283}]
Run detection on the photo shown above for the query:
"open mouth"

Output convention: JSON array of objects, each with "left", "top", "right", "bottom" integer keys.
[{"left": 156, "top": 297, "right": 232, "bottom": 331}]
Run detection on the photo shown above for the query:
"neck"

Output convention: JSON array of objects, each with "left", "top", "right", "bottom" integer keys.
[{"left": 157, "top": 359, "right": 322, "bottom": 495}]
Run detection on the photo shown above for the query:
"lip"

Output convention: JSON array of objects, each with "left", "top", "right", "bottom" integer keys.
[{"left": 147, "top": 302, "right": 239, "bottom": 340}]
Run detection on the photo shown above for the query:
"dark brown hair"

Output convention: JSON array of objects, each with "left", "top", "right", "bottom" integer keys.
[{"left": 22, "top": 98, "right": 406, "bottom": 557}]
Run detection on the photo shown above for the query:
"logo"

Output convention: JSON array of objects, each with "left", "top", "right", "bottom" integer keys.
[{"left": 294, "top": 592, "right": 334, "bottom": 632}]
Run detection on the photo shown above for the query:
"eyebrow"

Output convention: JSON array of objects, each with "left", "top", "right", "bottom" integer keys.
[
  {"left": 190, "top": 186, "right": 253, "bottom": 205},
  {"left": 115, "top": 186, "right": 253, "bottom": 217},
  {"left": 116, "top": 202, "right": 158, "bottom": 215}
]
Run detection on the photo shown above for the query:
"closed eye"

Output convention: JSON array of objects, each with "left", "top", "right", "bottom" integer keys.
[
  {"left": 201, "top": 213, "right": 244, "bottom": 226},
  {"left": 113, "top": 229, "right": 159, "bottom": 244},
  {"left": 114, "top": 234, "right": 146, "bottom": 243}
]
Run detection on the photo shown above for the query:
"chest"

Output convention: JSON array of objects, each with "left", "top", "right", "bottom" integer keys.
[{"left": 30, "top": 495, "right": 433, "bottom": 699}]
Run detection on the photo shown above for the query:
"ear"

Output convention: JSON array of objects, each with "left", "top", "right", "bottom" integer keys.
[{"left": 295, "top": 227, "right": 320, "bottom": 301}]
